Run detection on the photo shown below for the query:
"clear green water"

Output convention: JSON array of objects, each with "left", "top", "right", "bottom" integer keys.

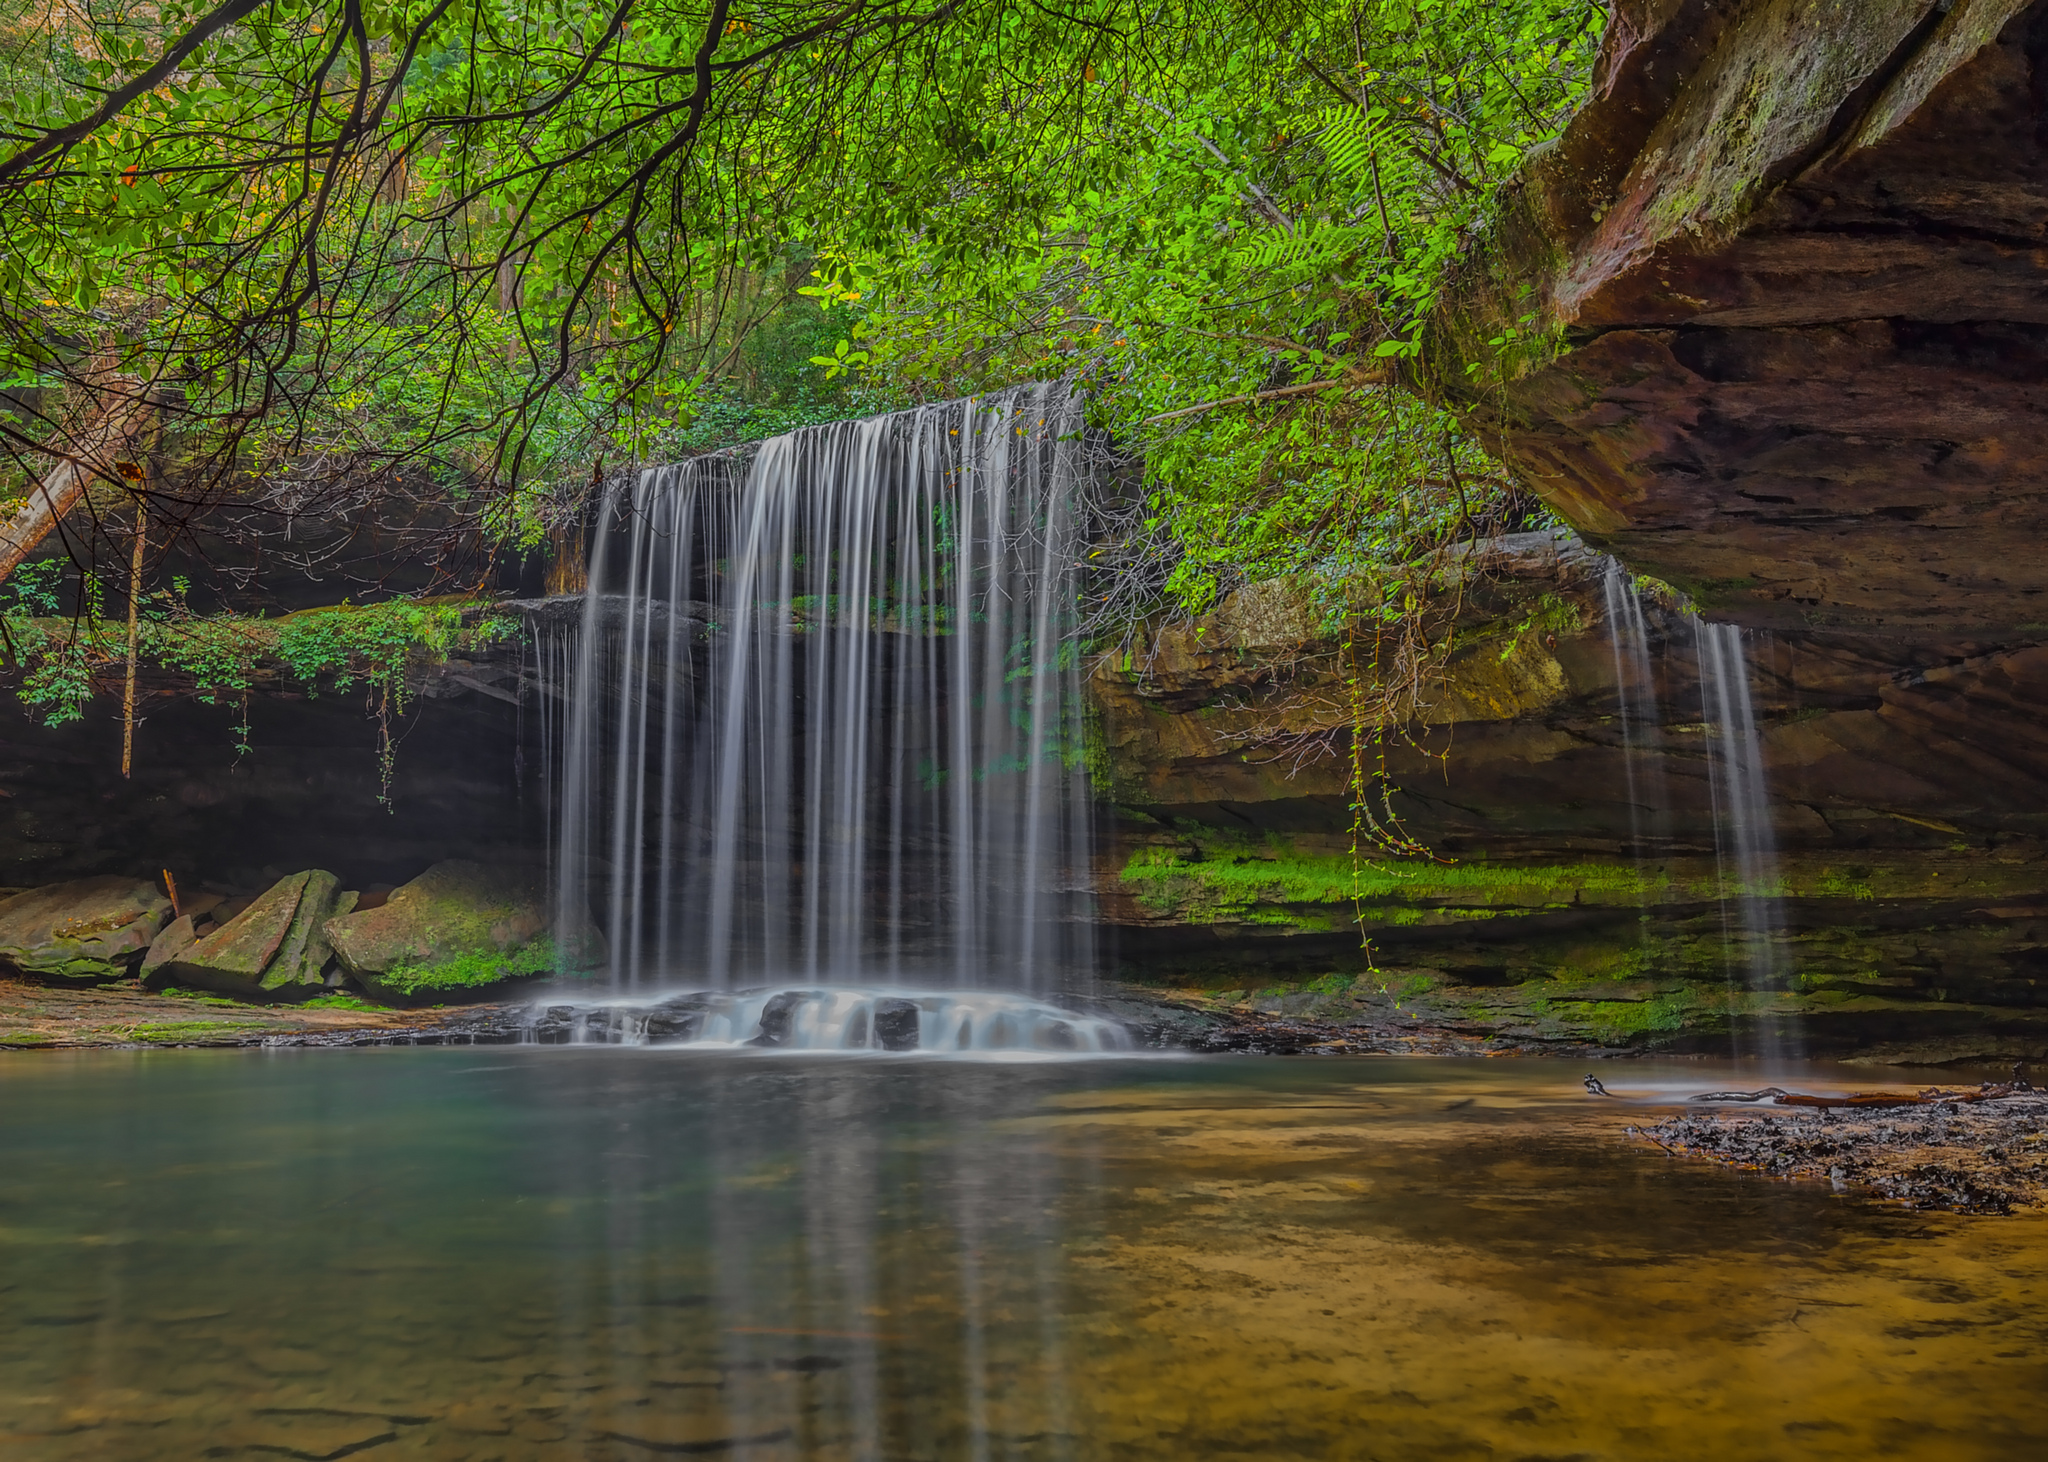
[{"left": 1, "top": 1050, "right": 2044, "bottom": 1460}]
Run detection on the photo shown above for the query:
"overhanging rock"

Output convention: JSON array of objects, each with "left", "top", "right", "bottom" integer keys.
[{"left": 1429, "top": 0, "right": 2048, "bottom": 639}]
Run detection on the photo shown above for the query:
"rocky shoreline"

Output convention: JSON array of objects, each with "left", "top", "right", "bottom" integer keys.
[
  {"left": 0, "top": 973, "right": 506, "bottom": 1048},
  {"left": 1636, "top": 1092, "right": 2048, "bottom": 1216},
  {"left": 0, "top": 973, "right": 1699, "bottom": 1056}
]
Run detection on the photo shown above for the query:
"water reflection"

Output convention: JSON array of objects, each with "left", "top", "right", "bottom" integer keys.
[{"left": 1, "top": 1051, "right": 2044, "bottom": 1460}]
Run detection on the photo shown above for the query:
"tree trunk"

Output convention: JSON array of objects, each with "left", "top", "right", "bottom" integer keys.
[{"left": 0, "top": 377, "right": 154, "bottom": 585}]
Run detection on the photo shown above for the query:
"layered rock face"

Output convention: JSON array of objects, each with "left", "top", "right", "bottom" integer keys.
[
  {"left": 0, "top": 641, "right": 539, "bottom": 890},
  {"left": 1432, "top": 0, "right": 2048, "bottom": 640},
  {"left": 1092, "top": 535, "right": 2048, "bottom": 1063},
  {"left": 1102, "top": 0, "right": 2048, "bottom": 1060}
]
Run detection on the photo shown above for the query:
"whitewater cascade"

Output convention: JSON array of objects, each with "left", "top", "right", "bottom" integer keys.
[
  {"left": 547, "top": 383, "right": 1098, "bottom": 998},
  {"left": 525, "top": 987, "right": 1133, "bottom": 1053}
]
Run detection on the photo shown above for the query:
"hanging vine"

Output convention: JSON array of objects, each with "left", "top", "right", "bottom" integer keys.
[{"left": 0, "top": 579, "right": 518, "bottom": 796}]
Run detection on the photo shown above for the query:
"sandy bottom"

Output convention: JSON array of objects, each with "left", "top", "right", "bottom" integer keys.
[{"left": 0, "top": 1052, "right": 2043, "bottom": 1459}]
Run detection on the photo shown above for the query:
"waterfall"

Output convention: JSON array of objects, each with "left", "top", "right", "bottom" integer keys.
[
  {"left": 1694, "top": 618, "right": 1794, "bottom": 1065},
  {"left": 551, "top": 383, "right": 1097, "bottom": 994},
  {"left": 1600, "top": 561, "right": 1672, "bottom": 860},
  {"left": 524, "top": 987, "right": 1134, "bottom": 1053},
  {"left": 1603, "top": 566, "right": 1795, "bottom": 1064}
]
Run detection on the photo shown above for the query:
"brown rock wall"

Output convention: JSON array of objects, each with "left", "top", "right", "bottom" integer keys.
[{"left": 1431, "top": 0, "right": 2048, "bottom": 638}]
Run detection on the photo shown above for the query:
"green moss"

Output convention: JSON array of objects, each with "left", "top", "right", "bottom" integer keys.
[
  {"left": 1119, "top": 842, "right": 1666, "bottom": 925},
  {"left": 126, "top": 1020, "right": 271, "bottom": 1044},
  {"left": 0, "top": 1029, "right": 54, "bottom": 1045},
  {"left": 158, "top": 987, "right": 250, "bottom": 1007},
  {"left": 1530, "top": 995, "right": 1691, "bottom": 1037},
  {"left": 1816, "top": 869, "right": 1877, "bottom": 901},
  {"left": 1387, "top": 972, "right": 1436, "bottom": 1002},
  {"left": 12, "top": 956, "right": 128, "bottom": 982},
  {"left": 1113, "top": 839, "right": 1989, "bottom": 929},
  {"left": 378, "top": 936, "right": 566, "bottom": 996},
  {"left": 300, "top": 992, "right": 381, "bottom": 1010}
]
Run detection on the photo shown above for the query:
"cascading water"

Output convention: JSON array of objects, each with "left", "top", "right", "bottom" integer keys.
[
  {"left": 1694, "top": 617, "right": 1796, "bottom": 1067},
  {"left": 1601, "top": 561, "right": 1677, "bottom": 969},
  {"left": 543, "top": 383, "right": 1101, "bottom": 1047},
  {"left": 1602, "top": 563, "right": 1795, "bottom": 1065},
  {"left": 1600, "top": 561, "right": 1674, "bottom": 861},
  {"left": 527, "top": 987, "right": 1133, "bottom": 1053}
]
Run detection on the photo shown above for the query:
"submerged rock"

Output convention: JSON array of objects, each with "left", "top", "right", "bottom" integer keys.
[
  {"left": 750, "top": 989, "right": 821, "bottom": 1047},
  {"left": 0, "top": 876, "right": 172, "bottom": 981},
  {"left": 324, "top": 860, "right": 602, "bottom": 1002},
  {"left": 521, "top": 997, "right": 710, "bottom": 1045},
  {"left": 160, "top": 870, "right": 346, "bottom": 1001},
  {"left": 872, "top": 997, "right": 920, "bottom": 1051}
]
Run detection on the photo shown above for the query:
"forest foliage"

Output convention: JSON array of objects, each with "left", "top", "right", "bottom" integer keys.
[{"left": 0, "top": 0, "right": 1607, "bottom": 727}]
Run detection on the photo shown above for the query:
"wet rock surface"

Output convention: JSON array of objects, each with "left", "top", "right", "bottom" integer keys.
[
  {"left": 1101, "top": 991, "right": 1609, "bottom": 1058},
  {"left": 1639, "top": 1090, "right": 2048, "bottom": 1215},
  {"left": 0, "top": 973, "right": 493, "bottom": 1048},
  {"left": 0, "top": 876, "right": 170, "bottom": 981},
  {"left": 872, "top": 997, "right": 921, "bottom": 1050}
]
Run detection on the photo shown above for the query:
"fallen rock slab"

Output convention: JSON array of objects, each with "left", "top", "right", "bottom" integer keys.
[
  {"left": 160, "top": 871, "right": 346, "bottom": 1002},
  {"left": 0, "top": 877, "right": 172, "bottom": 981},
  {"left": 262, "top": 873, "right": 350, "bottom": 996},
  {"left": 140, "top": 914, "right": 199, "bottom": 982}
]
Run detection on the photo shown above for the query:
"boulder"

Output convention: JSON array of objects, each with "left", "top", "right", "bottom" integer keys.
[
  {"left": 873, "top": 998, "right": 921, "bottom": 1050},
  {"left": 323, "top": 860, "right": 599, "bottom": 1002},
  {"left": 140, "top": 914, "right": 198, "bottom": 982},
  {"left": 751, "top": 990, "right": 820, "bottom": 1047},
  {"left": 0, "top": 876, "right": 171, "bottom": 980},
  {"left": 160, "top": 870, "right": 346, "bottom": 1001},
  {"left": 261, "top": 874, "right": 348, "bottom": 995}
]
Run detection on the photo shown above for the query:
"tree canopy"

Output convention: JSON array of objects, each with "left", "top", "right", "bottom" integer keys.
[{"left": 0, "top": 0, "right": 1610, "bottom": 762}]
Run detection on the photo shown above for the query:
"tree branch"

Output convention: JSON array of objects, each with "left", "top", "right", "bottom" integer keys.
[
  {"left": 0, "top": 0, "right": 277, "bottom": 186},
  {"left": 1142, "top": 375, "right": 1386, "bottom": 425}
]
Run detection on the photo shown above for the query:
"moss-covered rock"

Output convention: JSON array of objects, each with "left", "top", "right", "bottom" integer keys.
[
  {"left": 324, "top": 860, "right": 602, "bottom": 1002},
  {"left": 263, "top": 874, "right": 348, "bottom": 995},
  {"left": 161, "top": 870, "right": 345, "bottom": 1001},
  {"left": 0, "top": 876, "right": 171, "bottom": 981}
]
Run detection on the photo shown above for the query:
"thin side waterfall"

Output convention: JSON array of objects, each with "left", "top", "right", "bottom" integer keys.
[
  {"left": 1694, "top": 618, "right": 1796, "bottom": 1066},
  {"left": 1600, "top": 561, "right": 1673, "bottom": 860},
  {"left": 552, "top": 383, "right": 1097, "bottom": 999},
  {"left": 1602, "top": 561, "right": 1676, "bottom": 970}
]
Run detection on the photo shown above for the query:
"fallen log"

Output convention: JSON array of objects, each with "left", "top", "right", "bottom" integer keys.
[{"left": 0, "top": 378, "right": 153, "bottom": 585}]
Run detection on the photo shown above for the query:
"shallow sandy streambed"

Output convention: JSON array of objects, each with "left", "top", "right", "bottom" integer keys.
[{"left": 1, "top": 1051, "right": 2042, "bottom": 1459}]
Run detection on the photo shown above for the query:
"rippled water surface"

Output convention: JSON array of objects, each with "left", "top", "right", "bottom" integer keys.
[{"left": 2, "top": 1050, "right": 2044, "bottom": 1460}]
